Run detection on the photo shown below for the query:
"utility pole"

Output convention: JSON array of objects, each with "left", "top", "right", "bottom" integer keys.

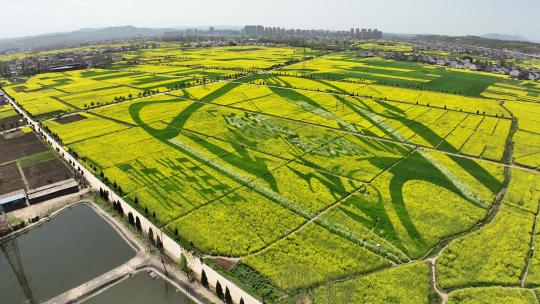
[{"left": 0, "top": 236, "right": 36, "bottom": 304}]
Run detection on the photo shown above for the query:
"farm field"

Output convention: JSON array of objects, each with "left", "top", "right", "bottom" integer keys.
[
  {"left": 0, "top": 104, "right": 75, "bottom": 210},
  {"left": 276, "top": 53, "right": 507, "bottom": 96},
  {"left": 114, "top": 44, "right": 320, "bottom": 70},
  {"left": 354, "top": 41, "right": 414, "bottom": 52},
  {"left": 3, "top": 46, "right": 540, "bottom": 303},
  {"left": 0, "top": 46, "right": 321, "bottom": 120},
  {"left": 447, "top": 287, "right": 537, "bottom": 304},
  {"left": 242, "top": 74, "right": 511, "bottom": 117},
  {"left": 234, "top": 77, "right": 511, "bottom": 161},
  {"left": 0, "top": 43, "right": 128, "bottom": 62},
  {"left": 481, "top": 80, "right": 540, "bottom": 103},
  {"left": 0, "top": 103, "right": 23, "bottom": 131},
  {"left": 1, "top": 69, "right": 193, "bottom": 117}
]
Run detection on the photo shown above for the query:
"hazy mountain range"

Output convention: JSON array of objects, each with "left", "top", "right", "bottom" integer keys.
[
  {"left": 480, "top": 33, "right": 533, "bottom": 42},
  {"left": 0, "top": 26, "right": 538, "bottom": 53},
  {"left": 0, "top": 26, "right": 176, "bottom": 52}
]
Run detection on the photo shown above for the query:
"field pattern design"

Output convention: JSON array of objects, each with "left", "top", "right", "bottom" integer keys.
[{"left": 3, "top": 46, "right": 540, "bottom": 304}]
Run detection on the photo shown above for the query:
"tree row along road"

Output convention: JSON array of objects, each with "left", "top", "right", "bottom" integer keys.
[{"left": 4, "top": 91, "right": 261, "bottom": 304}]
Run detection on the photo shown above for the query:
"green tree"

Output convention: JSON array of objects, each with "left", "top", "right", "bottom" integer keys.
[
  {"left": 135, "top": 217, "right": 142, "bottom": 231},
  {"left": 178, "top": 254, "right": 188, "bottom": 272},
  {"left": 216, "top": 281, "right": 224, "bottom": 300},
  {"left": 225, "top": 287, "right": 233, "bottom": 304},
  {"left": 148, "top": 227, "right": 154, "bottom": 244},
  {"left": 201, "top": 270, "right": 209, "bottom": 288}
]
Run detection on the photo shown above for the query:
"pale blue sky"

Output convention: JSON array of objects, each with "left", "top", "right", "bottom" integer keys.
[{"left": 1, "top": 0, "right": 539, "bottom": 40}]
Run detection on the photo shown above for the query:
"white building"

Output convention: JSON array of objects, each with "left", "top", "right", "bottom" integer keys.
[{"left": 509, "top": 69, "right": 520, "bottom": 77}]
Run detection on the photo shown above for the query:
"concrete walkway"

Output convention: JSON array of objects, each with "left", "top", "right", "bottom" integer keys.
[
  {"left": 6, "top": 92, "right": 261, "bottom": 304},
  {"left": 44, "top": 255, "right": 148, "bottom": 304}
]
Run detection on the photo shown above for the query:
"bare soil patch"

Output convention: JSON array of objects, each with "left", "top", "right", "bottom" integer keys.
[
  {"left": 0, "top": 163, "right": 25, "bottom": 194},
  {"left": 0, "top": 133, "right": 48, "bottom": 164},
  {"left": 211, "top": 257, "right": 238, "bottom": 271},
  {"left": 54, "top": 114, "right": 87, "bottom": 124},
  {"left": 0, "top": 115, "right": 23, "bottom": 131},
  {"left": 22, "top": 158, "right": 73, "bottom": 189}
]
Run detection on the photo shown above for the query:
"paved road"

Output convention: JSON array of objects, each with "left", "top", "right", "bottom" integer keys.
[{"left": 5, "top": 92, "right": 261, "bottom": 304}]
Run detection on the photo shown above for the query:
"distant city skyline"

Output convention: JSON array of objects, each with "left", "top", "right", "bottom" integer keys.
[{"left": 1, "top": 0, "right": 539, "bottom": 41}]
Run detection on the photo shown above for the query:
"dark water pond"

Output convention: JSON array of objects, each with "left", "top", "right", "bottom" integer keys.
[
  {"left": 84, "top": 272, "right": 196, "bottom": 304},
  {"left": 0, "top": 204, "right": 136, "bottom": 303}
]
